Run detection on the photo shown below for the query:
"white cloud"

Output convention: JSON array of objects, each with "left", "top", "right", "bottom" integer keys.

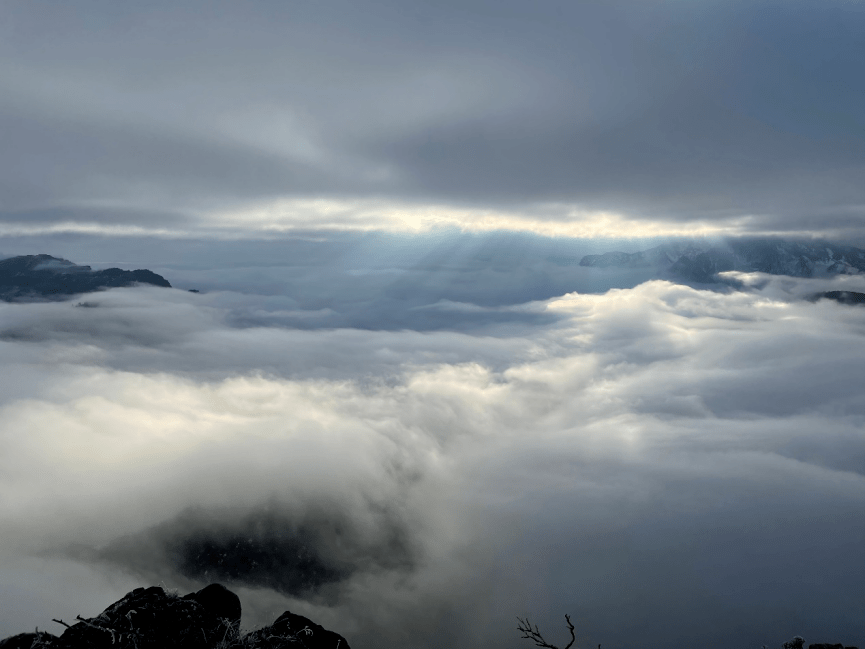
[{"left": 1, "top": 276, "right": 864, "bottom": 647}]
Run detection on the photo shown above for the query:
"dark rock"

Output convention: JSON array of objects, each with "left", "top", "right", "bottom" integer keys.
[
  {"left": 182, "top": 583, "right": 242, "bottom": 633},
  {"left": 52, "top": 584, "right": 229, "bottom": 649},
  {"left": 245, "top": 610, "right": 351, "bottom": 649},
  {"left": 808, "top": 645, "right": 858, "bottom": 649},
  {"left": 0, "top": 254, "right": 171, "bottom": 301},
  {"left": 0, "top": 584, "right": 351, "bottom": 649},
  {"left": 0, "top": 631, "right": 57, "bottom": 648}
]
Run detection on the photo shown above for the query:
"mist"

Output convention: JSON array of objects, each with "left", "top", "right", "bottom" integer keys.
[{"left": 1, "top": 233, "right": 863, "bottom": 649}]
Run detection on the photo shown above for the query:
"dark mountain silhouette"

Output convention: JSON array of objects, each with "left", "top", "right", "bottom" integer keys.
[
  {"left": 0, "top": 255, "right": 171, "bottom": 301},
  {"left": 811, "top": 291, "right": 865, "bottom": 306},
  {"left": 580, "top": 238, "right": 865, "bottom": 284},
  {"left": 0, "top": 583, "right": 350, "bottom": 649}
]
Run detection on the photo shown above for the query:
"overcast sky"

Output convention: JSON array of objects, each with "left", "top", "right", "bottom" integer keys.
[
  {"left": 1, "top": 3, "right": 865, "bottom": 649},
  {"left": 1, "top": 0, "right": 864, "bottom": 240}
]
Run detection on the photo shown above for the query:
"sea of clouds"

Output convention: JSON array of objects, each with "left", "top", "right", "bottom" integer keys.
[{"left": 1, "top": 232, "right": 864, "bottom": 649}]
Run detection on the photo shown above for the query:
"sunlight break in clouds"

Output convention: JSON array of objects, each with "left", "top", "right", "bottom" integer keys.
[
  {"left": 0, "top": 199, "right": 748, "bottom": 240},
  {"left": 1, "top": 275, "right": 864, "bottom": 649},
  {"left": 207, "top": 197, "right": 752, "bottom": 239},
  {"left": 0, "top": 201, "right": 719, "bottom": 240}
]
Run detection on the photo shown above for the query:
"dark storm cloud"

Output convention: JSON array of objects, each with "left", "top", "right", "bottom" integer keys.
[{"left": 1, "top": 0, "right": 862, "bottom": 234}]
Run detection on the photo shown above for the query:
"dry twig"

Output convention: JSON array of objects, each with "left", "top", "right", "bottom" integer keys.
[{"left": 517, "top": 614, "right": 576, "bottom": 649}]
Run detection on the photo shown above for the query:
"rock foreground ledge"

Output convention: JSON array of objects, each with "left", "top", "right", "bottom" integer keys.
[{"left": 0, "top": 583, "right": 350, "bottom": 649}]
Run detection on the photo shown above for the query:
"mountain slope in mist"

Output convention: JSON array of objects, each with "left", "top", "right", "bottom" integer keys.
[
  {"left": 580, "top": 238, "right": 865, "bottom": 284},
  {"left": 0, "top": 255, "right": 171, "bottom": 301}
]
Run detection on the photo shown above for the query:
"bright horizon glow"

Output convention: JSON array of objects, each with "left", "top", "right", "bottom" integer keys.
[
  {"left": 209, "top": 198, "right": 740, "bottom": 238},
  {"left": 2, "top": 197, "right": 849, "bottom": 243}
]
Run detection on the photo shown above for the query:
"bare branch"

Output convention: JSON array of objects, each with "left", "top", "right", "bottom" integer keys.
[
  {"left": 517, "top": 617, "right": 558, "bottom": 649},
  {"left": 563, "top": 614, "right": 576, "bottom": 649},
  {"left": 51, "top": 619, "right": 71, "bottom": 629},
  {"left": 518, "top": 614, "right": 575, "bottom": 649}
]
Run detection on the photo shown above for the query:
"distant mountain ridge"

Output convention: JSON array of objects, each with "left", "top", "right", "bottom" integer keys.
[
  {"left": 579, "top": 238, "right": 865, "bottom": 283},
  {"left": 0, "top": 254, "right": 171, "bottom": 301}
]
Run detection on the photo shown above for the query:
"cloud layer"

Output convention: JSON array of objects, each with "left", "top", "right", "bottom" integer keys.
[
  {"left": 1, "top": 1, "right": 864, "bottom": 239},
  {"left": 1, "top": 255, "right": 864, "bottom": 648}
]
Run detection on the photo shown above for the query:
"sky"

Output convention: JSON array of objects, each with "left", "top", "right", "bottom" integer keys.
[{"left": 1, "top": 2, "right": 864, "bottom": 648}]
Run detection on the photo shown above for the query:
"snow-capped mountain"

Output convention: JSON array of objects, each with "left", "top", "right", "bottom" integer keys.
[{"left": 579, "top": 238, "right": 865, "bottom": 283}]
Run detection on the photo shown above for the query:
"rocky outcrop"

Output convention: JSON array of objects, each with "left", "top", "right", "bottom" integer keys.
[
  {"left": 182, "top": 583, "right": 242, "bottom": 634},
  {"left": 242, "top": 611, "right": 349, "bottom": 649},
  {"left": 0, "top": 631, "right": 57, "bottom": 649},
  {"left": 0, "top": 584, "right": 350, "bottom": 649},
  {"left": 0, "top": 254, "right": 171, "bottom": 301},
  {"left": 777, "top": 639, "right": 858, "bottom": 649}
]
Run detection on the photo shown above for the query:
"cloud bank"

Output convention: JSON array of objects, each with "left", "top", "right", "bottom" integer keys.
[
  {"left": 1, "top": 0, "right": 864, "bottom": 240},
  {"left": 1, "top": 262, "right": 864, "bottom": 649}
]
